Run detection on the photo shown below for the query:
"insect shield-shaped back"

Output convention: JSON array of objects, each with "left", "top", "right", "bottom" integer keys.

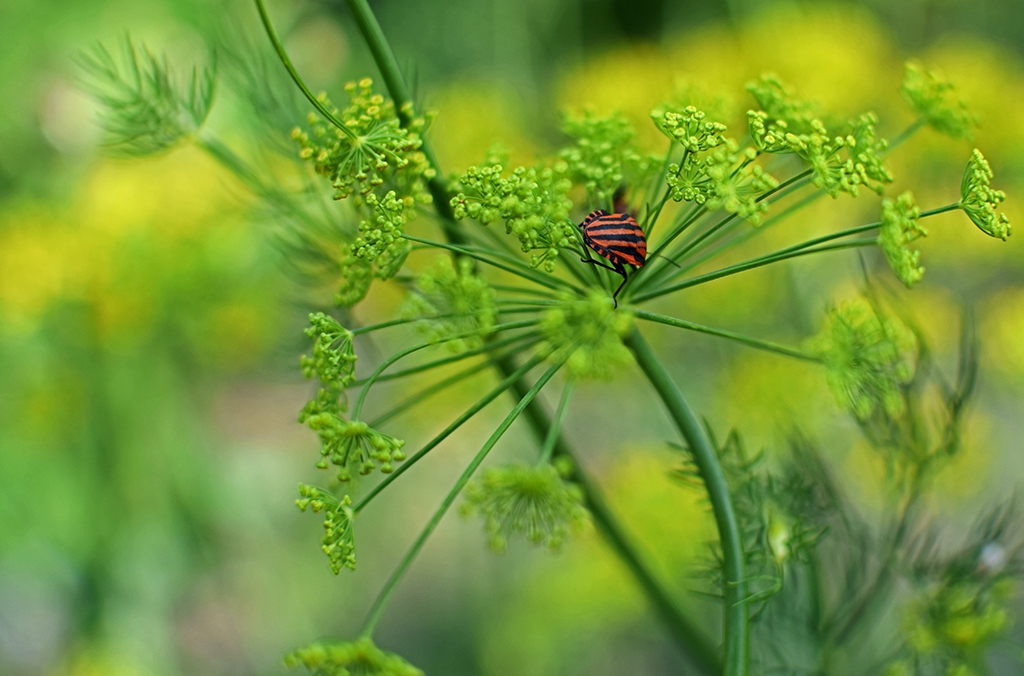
[{"left": 578, "top": 210, "right": 647, "bottom": 307}]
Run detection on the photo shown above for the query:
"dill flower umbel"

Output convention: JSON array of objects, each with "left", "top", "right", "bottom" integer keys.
[
  {"left": 297, "top": 485, "right": 357, "bottom": 573},
  {"left": 462, "top": 461, "right": 588, "bottom": 552},
  {"left": 285, "top": 637, "right": 423, "bottom": 676},
  {"left": 877, "top": 191, "right": 926, "bottom": 287},
  {"left": 960, "top": 149, "right": 1011, "bottom": 241},
  {"left": 901, "top": 61, "right": 978, "bottom": 140},
  {"left": 403, "top": 257, "right": 497, "bottom": 351},
  {"left": 811, "top": 299, "right": 916, "bottom": 421},
  {"left": 559, "top": 110, "right": 651, "bottom": 209},
  {"left": 541, "top": 292, "right": 633, "bottom": 379}
]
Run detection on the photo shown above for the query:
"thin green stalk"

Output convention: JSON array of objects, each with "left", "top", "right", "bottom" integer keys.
[
  {"left": 354, "top": 351, "right": 548, "bottom": 513},
  {"left": 538, "top": 379, "right": 574, "bottom": 464},
  {"left": 887, "top": 117, "right": 926, "bottom": 152},
  {"left": 351, "top": 330, "right": 538, "bottom": 386},
  {"left": 254, "top": 0, "right": 357, "bottom": 139},
  {"left": 402, "top": 234, "right": 584, "bottom": 294},
  {"left": 360, "top": 358, "right": 566, "bottom": 637},
  {"left": 624, "top": 328, "right": 749, "bottom": 676},
  {"left": 368, "top": 339, "right": 542, "bottom": 427},
  {"left": 352, "top": 319, "right": 537, "bottom": 418},
  {"left": 633, "top": 239, "right": 877, "bottom": 304},
  {"left": 633, "top": 309, "right": 819, "bottom": 362}
]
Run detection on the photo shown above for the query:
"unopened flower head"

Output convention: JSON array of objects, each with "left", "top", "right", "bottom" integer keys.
[
  {"left": 403, "top": 257, "right": 496, "bottom": 351},
  {"left": 297, "top": 485, "right": 356, "bottom": 573},
  {"left": 450, "top": 163, "right": 574, "bottom": 271},
  {"left": 302, "top": 312, "right": 357, "bottom": 387},
  {"left": 541, "top": 292, "right": 633, "bottom": 379},
  {"left": 901, "top": 61, "right": 978, "bottom": 140},
  {"left": 298, "top": 403, "right": 406, "bottom": 481},
  {"left": 960, "top": 149, "right": 1011, "bottom": 241},
  {"left": 559, "top": 110, "right": 651, "bottom": 209},
  {"left": 285, "top": 636, "right": 423, "bottom": 676},
  {"left": 352, "top": 190, "right": 412, "bottom": 280},
  {"left": 462, "top": 461, "right": 588, "bottom": 552},
  {"left": 877, "top": 191, "right": 927, "bottom": 287}
]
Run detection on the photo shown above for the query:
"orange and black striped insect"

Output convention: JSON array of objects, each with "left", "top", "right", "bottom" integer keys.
[{"left": 578, "top": 209, "right": 647, "bottom": 308}]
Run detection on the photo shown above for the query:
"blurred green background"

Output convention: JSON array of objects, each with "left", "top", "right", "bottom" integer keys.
[{"left": 1, "top": 0, "right": 1023, "bottom": 674}]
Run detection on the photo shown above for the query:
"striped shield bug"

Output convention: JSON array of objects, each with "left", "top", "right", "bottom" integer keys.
[{"left": 578, "top": 209, "right": 647, "bottom": 308}]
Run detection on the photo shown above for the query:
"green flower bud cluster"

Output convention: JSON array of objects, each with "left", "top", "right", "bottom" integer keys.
[
  {"left": 559, "top": 110, "right": 652, "bottom": 209},
  {"left": 541, "top": 292, "right": 633, "bottom": 379},
  {"left": 653, "top": 106, "right": 778, "bottom": 223},
  {"left": 296, "top": 484, "right": 356, "bottom": 573},
  {"left": 810, "top": 299, "right": 916, "bottom": 421},
  {"left": 877, "top": 191, "right": 927, "bottom": 288},
  {"left": 285, "top": 636, "right": 423, "bottom": 676},
  {"left": 901, "top": 61, "right": 978, "bottom": 141},
  {"left": 461, "top": 460, "right": 588, "bottom": 553},
  {"left": 960, "top": 149, "right": 1011, "bottom": 241},
  {"left": 749, "top": 111, "right": 892, "bottom": 198},
  {"left": 335, "top": 245, "right": 374, "bottom": 307},
  {"left": 450, "top": 164, "right": 574, "bottom": 271},
  {"left": 351, "top": 190, "right": 413, "bottom": 280},
  {"left": 403, "top": 257, "right": 497, "bottom": 351},
  {"left": 745, "top": 74, "right": 818, "bottom": 133},
  {"left": 291, "top": 78, "right": 435, "bottom": 201},
  {"left": 299, "top": 411, "right": 407, "bottom": 482},
  {"left": 298, "top": 313, "right": 407, "bottom": 481},
  {"left": 301, "top": 312, "right": 358, "bottom": 387}
]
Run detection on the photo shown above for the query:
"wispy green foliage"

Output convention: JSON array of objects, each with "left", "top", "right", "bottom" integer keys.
[
  {"left": 878, "top": 191, "right": 927, "bottom": 287},
  {"left": 292, "top": 78, "right": 434, "bottom": 202},
  {"left": 78, "top": 36, "right": 215, "bottom": 156},
  {"left": 450, "top": 163, "right": 574, "bottom": 270},
  {"left": 810, "top": 298, "right": 916, "bottom": 421},
  {"left": 285, "top": 637, "right": 423, "bottom": 676},
  {"left": 960, "top": 149, "right": 1012, "bottom": 241},
  {"left": 297, "top": 485, "right": 357, "bottom": 573},
  {"left": 559, "top": 110, "right": 652, "bottom": 209},
  {"left": 403, "top": 257, "right": 497, "bottom": 351},
  {"left": 462, "top": 460, "right": 588, "bottom": 552},
  {"left": 901, "top": 61, "right": 978, "bottom": 140},
  {"left": 540, "top": 292, "right": 633, "bottom": 379}
]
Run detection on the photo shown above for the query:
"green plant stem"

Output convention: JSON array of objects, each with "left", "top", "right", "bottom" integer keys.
[
  {"left": 633, "top": 309, "right": 819, "bottom": 362},
  {"left": 360, "top": 358, "right": 566, "bottom": 637},
  {"left": 887, "top": 117, "right": 926, "bottom": 152},
  {"left": 538, "top": 379, "right": 574, "bottom": 464},
  {"left": 351, "top": 330, "right": 537, "bottom": 386},
  {"left": 624, "top": 328, "right": 749, "bottom": 676},
  {"left": 352, "top": 319, "right": 537, "bottom": 418},
  {"left": 403, "top": 234, "right": 584, "bottom": 294},
  {"left": 633, "top": 239, "right": 877, "bottom": 304},
  {"left": 339, "top": 4, "right": 719, "bottom": 669},
  {"left": 354, "top": 352, "right": 548, "bottom": 513},
  {"left": 254, "top": 0, "right": 357, "bottom": 139}
]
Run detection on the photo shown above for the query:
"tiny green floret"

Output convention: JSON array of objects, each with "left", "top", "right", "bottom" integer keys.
[
  {"left": 450, "top": 163, "right": 574, "bottom": 271},
  {"left": 810, "top": 299, "right": 916, "bottom": 421},
  {"left": 901, "top": 61, "right": 978, "bottom": 140},
  {"left": 403, "top": 257, "right": 497, "bottom": 351},
  {"left": 877, "top": 191, "right": 927, "bottom": 287},
  {"left": 336, "top": 246, "right": 374, "bottom": 307},
  {"left": 297, "top": 484, "right": 356, "bottom": 573},
  {"left": 285, "top": 636, "right": 423, "bottom": 676},
  {"left": 959, "top": 149, "right": 1011, "bottom": 241},
  {"left": 541, "top": 292, "right": 633, "bottom": 379},
  {"left": 462, "top": 461, "right": 589, "bottom": 552},
  {"left": 746, "top": 73, "right": 817, "bottom": 133}
]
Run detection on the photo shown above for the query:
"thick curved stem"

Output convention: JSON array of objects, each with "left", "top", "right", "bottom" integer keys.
[{"left": 624, "top": 328, "right": 750, "bottom": 676}]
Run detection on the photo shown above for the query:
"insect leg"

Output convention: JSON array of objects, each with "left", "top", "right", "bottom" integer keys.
[{"left": 611, "top": 263, "right": 628, "bottom": 309}]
